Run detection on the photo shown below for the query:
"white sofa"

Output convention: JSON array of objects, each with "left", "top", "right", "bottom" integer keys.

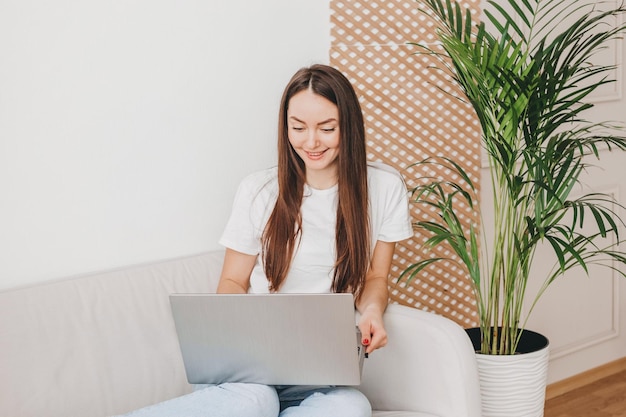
[{"left": 0, "top": 251, "right": 481, "bottom": 417}]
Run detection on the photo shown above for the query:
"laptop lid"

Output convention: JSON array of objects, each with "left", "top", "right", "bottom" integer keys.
[{"left": 169, "top": 293, "right": 365, "bottom": 386}]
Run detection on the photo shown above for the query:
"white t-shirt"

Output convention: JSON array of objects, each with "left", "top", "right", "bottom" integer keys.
[{"left": 219, "top": 162, "right": 413, "bottom": 294}]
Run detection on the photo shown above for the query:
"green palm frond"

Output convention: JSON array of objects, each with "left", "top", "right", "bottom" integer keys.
[{"left": 401, "top": 0, "right": 626, "bottom": 354}]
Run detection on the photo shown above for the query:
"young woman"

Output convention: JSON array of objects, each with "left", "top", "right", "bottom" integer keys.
[
  {"left": 215, "top": 64, "right": 413, "bottom": 416},
  {"left": 120, "top": 64, "right": 412, "bottom": 417}
]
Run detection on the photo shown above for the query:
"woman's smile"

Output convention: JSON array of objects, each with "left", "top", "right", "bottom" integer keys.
[{"left": 304, "top": 149, "right": 328, "bottom": 160}]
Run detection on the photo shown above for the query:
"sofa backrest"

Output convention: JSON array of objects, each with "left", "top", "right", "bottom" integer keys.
[{"left": 0, "top": 251, "right": 224, "bottom": 417}]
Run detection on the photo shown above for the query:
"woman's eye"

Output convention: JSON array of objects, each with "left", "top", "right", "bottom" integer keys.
[
  {"left": 291, "top": 126, "right": 305, "bottom": 131},
  {"left": 321, "top": 127, "right": 336, "bottom": 133}
]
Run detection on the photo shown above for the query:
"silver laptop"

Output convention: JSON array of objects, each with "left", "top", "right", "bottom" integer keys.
[{"left": 169, "top": 293, "right": 366, "bottom": 386}]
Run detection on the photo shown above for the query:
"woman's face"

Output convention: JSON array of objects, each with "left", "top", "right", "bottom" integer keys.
[{"left": 287, "top": 89, "right": 340, "bottom": 188}]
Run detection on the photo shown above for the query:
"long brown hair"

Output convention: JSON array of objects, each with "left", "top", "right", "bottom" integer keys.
[{"left": 262, "top": 64, "right": 370, "bottom": 300}]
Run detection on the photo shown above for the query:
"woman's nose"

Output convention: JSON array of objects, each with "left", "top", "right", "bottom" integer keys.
[{"left": 305, "top": 130, "right": 319, "bottom": 148}]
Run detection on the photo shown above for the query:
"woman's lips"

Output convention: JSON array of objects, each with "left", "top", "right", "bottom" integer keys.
[{"left": 306, "top": 150, "right": 327, "bottom": 160}]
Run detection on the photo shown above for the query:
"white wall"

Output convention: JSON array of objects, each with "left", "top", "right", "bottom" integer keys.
[{"left": 0, "top": 0, "right": 330, "bottom": 290}]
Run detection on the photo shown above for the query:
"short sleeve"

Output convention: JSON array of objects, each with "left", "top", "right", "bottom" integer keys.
[
  {"left": 368, "top": 163, "right": 414, "bottom": 243},
  {"left": 218, "top": 169, "right": 278, "bottom": 255}
]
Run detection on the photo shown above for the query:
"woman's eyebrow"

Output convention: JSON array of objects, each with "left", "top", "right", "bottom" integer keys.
[
  {"left": 288, "top": 116, "right": 305, "bottom": 124},
  {"left": 288, "top": 116, "right": 338, "bottom": 125},
  {"left": 317, "top": 118, "right": 338, "bottom": 125}
]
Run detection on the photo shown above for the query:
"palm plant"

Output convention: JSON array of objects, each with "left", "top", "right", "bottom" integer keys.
[{"left": 400, "top": 0, "right": 626, "bottom": 354}]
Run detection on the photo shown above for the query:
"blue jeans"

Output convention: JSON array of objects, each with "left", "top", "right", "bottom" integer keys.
[
  {"left": 114, "top": 383, "right": 371, "bottom": 417},
  {"left": 274, "top": 385, "right": 371, "bottom": 416}
]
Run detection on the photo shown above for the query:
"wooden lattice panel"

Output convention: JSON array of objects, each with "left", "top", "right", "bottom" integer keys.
[{"left": 330, "top": 0, "right": 482, "bottom": 327}]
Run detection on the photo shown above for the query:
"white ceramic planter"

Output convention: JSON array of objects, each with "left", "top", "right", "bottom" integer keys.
[{"left": 467, "top": 329, "right": 550, "bottom": 417}]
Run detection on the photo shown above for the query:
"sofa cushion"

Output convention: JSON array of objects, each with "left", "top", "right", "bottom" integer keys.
[{"left": 0, "top": 251, "right": 224, "bottom": 417}]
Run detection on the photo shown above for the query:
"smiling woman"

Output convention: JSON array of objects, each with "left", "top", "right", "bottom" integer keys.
[{"left": 115, "top": 64, "right": 413, "bottom": 417}]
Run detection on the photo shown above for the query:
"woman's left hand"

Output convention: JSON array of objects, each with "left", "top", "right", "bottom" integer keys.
[
  {"left": 357, "top": 307, "right": 388, "bottom": 354},
  {"left": 356, "top": 241, "right": 396, "bottom": 355}
]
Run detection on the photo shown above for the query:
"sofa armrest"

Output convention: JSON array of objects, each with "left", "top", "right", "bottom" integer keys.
[{"left": 359, "top": 304, "right": 481, "bottom": 417}]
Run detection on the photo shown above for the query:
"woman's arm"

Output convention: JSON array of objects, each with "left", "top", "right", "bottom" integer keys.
[
  {"left": 216, "top": 248, "right": 257, "bottom": 294},
  {"left": 356, "top": 240, "right": 396, "bottom": 354}
]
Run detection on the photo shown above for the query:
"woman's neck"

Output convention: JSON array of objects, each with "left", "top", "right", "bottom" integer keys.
[{"left": 305, "top": 169, "right": 338, "bottom": 190}]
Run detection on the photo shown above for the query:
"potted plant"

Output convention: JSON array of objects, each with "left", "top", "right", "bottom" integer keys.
[{"left": 400, "top": 0, "right": 626, "bottom": 415}]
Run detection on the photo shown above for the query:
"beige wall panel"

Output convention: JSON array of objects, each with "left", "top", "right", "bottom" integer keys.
[{"left": 330, "top": 0, "right": 483, "bottom": 326}]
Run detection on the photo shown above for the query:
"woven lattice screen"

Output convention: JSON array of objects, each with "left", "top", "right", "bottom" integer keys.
[{"left": 330, "top": 0, "right": 482, "bottom": 327}]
